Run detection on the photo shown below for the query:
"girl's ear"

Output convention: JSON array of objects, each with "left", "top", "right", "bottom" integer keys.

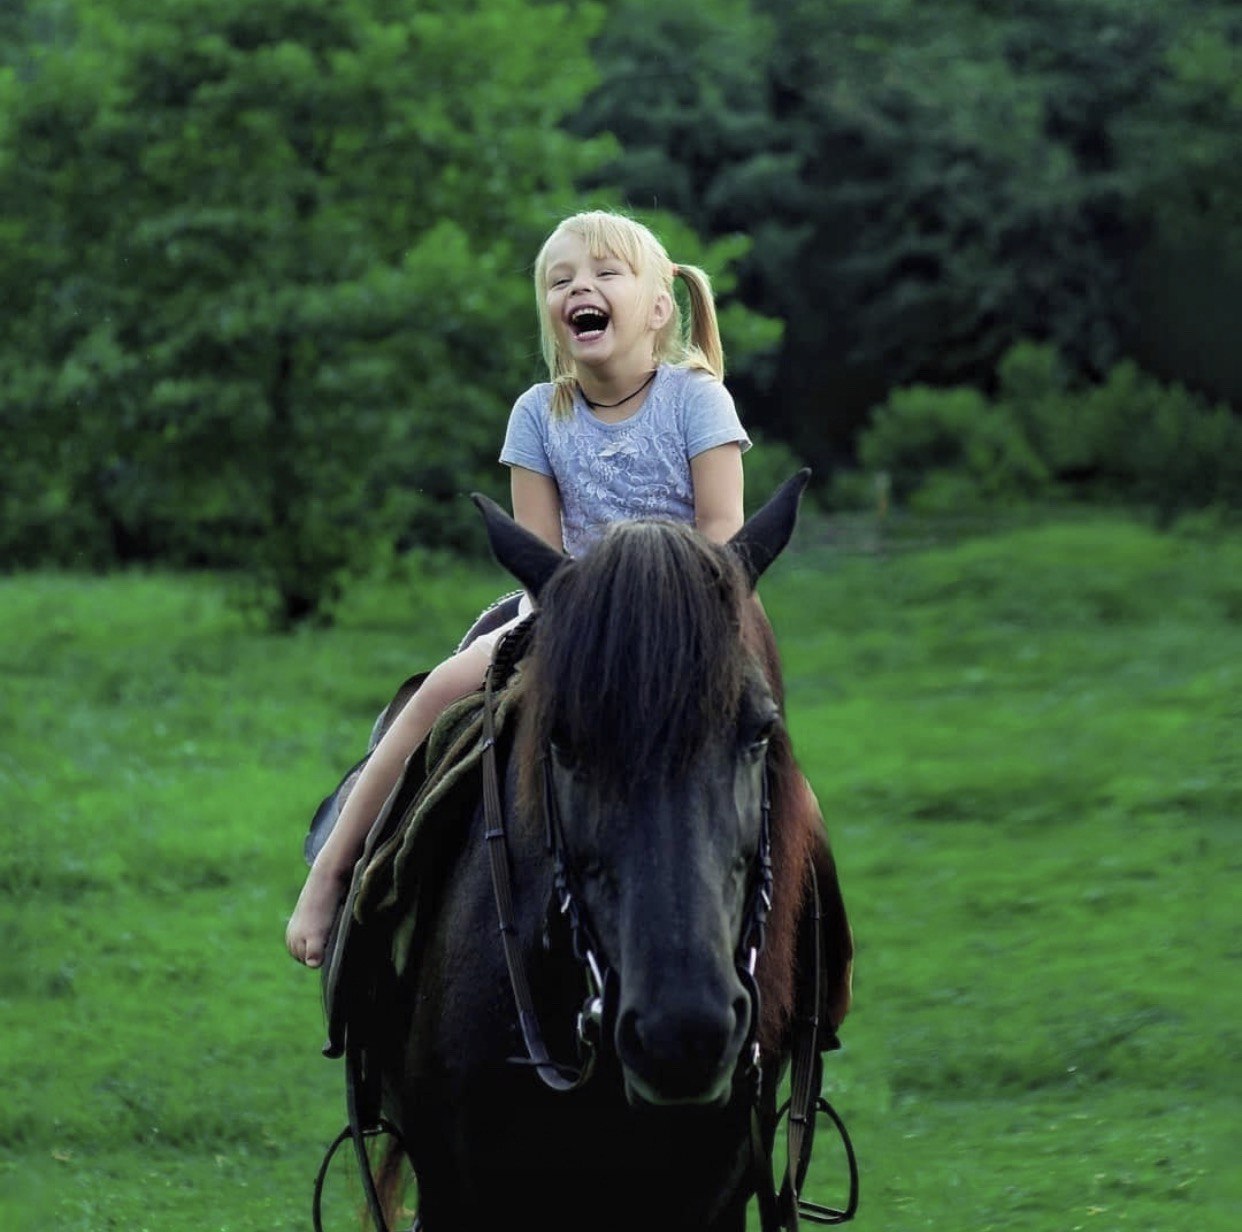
[{"left": 649, "top": 289, "right": 673, "bottom": 331}]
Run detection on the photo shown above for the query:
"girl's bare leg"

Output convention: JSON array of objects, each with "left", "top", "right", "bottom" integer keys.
[{"left": 285, "top": 637, "right": 494, "bottom": 967}]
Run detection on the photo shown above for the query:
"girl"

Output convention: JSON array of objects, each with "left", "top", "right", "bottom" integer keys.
[{"left": 286, "top": 209, "right": 751, "bottom": 967}]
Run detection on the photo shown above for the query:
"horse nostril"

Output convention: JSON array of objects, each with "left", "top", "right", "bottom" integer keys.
[
  {"left": 615, "top": 1006, "right": 643, "bottom": 1068},
  {"left": 732, "top": 994, "right": 752, "bottom": 1048}
]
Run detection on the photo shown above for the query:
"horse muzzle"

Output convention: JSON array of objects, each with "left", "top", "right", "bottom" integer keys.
[{"left": 614, "top": 986, "right": 753, "bottom": 1108}]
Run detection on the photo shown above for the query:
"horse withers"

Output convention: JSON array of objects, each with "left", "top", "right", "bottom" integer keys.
[{"left": 334, "top": 471, "right": 854, "bottom": 1232}]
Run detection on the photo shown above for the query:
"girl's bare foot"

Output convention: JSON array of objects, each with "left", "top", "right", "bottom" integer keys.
[{"left": 285, "top": 863, "right": 351, "bottom": 968}]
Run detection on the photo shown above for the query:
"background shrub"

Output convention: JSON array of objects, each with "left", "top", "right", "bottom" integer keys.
[
  {"left": 1074, "top": 362, "right": 1242, "bottom": 523},
  {"left": 853, "top": 345, "right": 1241, "bottom": 522},
  {"left": 857, "top": 384, "right": 1049, "bottom": 507}
]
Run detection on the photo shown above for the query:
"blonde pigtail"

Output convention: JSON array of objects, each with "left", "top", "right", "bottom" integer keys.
[
  {"left": 549, "top": 373, "right": 577, "bottom": 418},
  {"left": 539, "top": 307, "right": 578, "bottom": 418},
  {"left": 671, "top": 263, "right": 725, "bottom": 381}
]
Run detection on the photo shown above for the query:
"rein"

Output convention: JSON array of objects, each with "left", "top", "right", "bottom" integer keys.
[{"left": 480, "top": 654, "right": 600, "bottom": 1090}]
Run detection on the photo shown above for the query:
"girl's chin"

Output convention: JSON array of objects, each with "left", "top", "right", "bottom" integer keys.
[{"left": 568, "top": 331, "right": 609, "bottom": 356}]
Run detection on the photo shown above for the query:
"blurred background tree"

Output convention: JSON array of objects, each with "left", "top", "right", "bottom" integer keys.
[
  {"left": 0, "top": 0, "right": 1237, "bottom": 624},
  {"left": 570, "top": 0, "right": 1240, "bottom": 476},
  {"left": 0, "top": 0, "right": 609, "bottom": 624}
]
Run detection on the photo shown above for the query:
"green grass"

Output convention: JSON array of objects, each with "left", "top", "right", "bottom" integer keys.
[{"left": 1, "top": 514, "right": 1238, "bottom": 1230}]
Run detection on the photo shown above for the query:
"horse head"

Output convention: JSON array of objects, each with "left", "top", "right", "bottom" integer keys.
[{"left": 471, "top": 471, "right": 809, "bottom": 1108}]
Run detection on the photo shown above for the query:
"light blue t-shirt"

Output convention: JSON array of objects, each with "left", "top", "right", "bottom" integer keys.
[{"left": 499, "top": 365, "right": 751, "bottom": 557}]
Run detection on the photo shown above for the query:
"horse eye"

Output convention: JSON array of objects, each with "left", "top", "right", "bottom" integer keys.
[
  {"left": 744, "top": 727, "right": 774, "bottom": 761},
  {"left": 740, "top": 703, "right": 778, "bottom": 760}
]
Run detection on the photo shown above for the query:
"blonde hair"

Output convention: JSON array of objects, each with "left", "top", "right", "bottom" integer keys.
[{"left": 533, "top": 210, "right": 725, "bottom": 418}]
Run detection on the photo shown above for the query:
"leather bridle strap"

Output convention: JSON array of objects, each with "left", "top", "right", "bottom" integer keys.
[
  {"left": 786, "top": 868, "right": 859, "bottom": 1225},
  {"left": 748, "top": 872, "right": 818, "bottom": 1232},
  {"left": 480, "top": 658, "right": 594, "bottom": 1091}
]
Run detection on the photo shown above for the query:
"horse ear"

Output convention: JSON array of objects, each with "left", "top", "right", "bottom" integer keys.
[
  {"left": 471, "top": 493, "right": 566, "bottom": 600},
  {"left": 728, "top": 468, "right": 811, "bottom": 588}
]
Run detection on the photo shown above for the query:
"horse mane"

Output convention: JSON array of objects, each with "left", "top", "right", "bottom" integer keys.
[{"left": 511, "top": 518, "right": 820, "bottom": 1056}]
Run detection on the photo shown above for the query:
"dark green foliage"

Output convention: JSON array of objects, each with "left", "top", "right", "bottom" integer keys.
[
  {"left": 742, "top": 428, "right": 819, "bottom": 518},
  {"left": 572, "top": 0, "right": 1242, "bottom": 472},
  {"left": 996, "top": 341, "right": 1076, "bottom": 473},
  {"left": 858, "top": 342, "right": 1242, "bottom": 521},
  {"left": 0, "top": 0, "right": 608, "bottom": 623},
  {"left": 1072, "top": 362, "right": 1242, "bottom": 523},
  {"left": 0, "top": 0, "right": 784, "bottom": 625},
  {"left": 858, "top": 384, "right": 1049, "bottom": 510},
  {"left": 1, "top": 0, "right": 1239, "bottom": 627},
  {"left": 997, "top": 343, "right": 1242, "bottom": 520}
]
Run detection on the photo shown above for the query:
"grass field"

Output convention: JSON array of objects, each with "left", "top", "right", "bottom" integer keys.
[{"left": 1, "top": 509, "right": 1238, "bottom": 1231}]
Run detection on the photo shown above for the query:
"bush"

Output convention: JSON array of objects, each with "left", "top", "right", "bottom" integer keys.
[
  {"left": 856, "top": 343, "right": 1242, "bottom": 520},
  {"left": 1074, "top": 361, "right": 1242, "bottom": 522},
  {"left": 857, "top": 384, "right": 1049, "bottom": 506},
  {"left": 744, "top": 427, "right": 819, "bottom": 516},
  {"left": 996, "top": 342, "right": 1082, "bottom": 472}
]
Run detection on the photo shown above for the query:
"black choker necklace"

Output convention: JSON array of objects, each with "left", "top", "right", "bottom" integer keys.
[{"left": 580, "top": 369, "right": 657, "bottom": 410}]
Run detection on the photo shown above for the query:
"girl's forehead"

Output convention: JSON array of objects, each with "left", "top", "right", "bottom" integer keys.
[{"left": 543, "top": 229, "right": 634, "bottom": 270}]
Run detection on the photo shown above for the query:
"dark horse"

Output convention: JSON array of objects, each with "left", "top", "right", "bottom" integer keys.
[{"left": 329, "top": 472, "right": 853, "bottom": 1232}]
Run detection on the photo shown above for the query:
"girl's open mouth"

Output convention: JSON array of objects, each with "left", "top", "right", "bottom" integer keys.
[{"left": 569, "top": 307, "right": 610, "bottom": 341}]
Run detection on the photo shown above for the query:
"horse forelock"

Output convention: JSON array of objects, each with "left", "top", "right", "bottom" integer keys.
[{"left": 517, "top": 520, "right": 750, "bottom": 799}]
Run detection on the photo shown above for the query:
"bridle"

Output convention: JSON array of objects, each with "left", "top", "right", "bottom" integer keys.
[
  {"left": 492, "top": 715, "right": 779, "bottom": 1094},
  {"left": 478, "top": 666, "right": 604, "bottom": 1092}
]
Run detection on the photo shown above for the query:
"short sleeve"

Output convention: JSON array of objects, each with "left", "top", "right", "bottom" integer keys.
[
  {"left": 499, "top": 386, "right": 554, "bottom": 476},
  {"left": 682, "top": 373, "right": 752, "bottom": 459}
]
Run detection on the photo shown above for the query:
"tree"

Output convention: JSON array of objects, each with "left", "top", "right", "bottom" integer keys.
[
  {"left": 567, "top": 0, "right": 784, "bottom": 390},
  {"left": 0, "top": 0, "right": 608, "bottom": 623},
  {"left": 1116, "top": 4, "right": 1242, "bottom": 403},
  {"left": 571, "top": 0, "right": 1240, "bottom": 476}
]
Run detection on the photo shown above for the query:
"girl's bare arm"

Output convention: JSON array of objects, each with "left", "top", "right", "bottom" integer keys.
[
  {"left": 691, "top": 442, "right": 745, "bottom": 543},
  {"left": 510, "top": 465, "right": 565, "bottom": 552}
]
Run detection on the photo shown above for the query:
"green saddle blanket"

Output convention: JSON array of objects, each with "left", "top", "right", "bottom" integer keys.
[
  {"left": 318, "top": 660, "right": 528, "bottom": 1059},
  {"left": 356, "top": 667, "right": 526, "bottom": 926}
]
